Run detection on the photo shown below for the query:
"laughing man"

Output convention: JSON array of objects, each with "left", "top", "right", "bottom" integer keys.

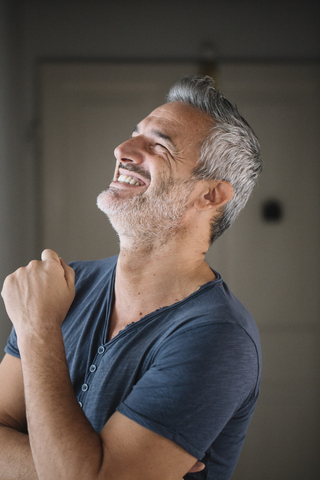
[{"left": 1, "top": 76, "right": 262, "bottom": 480}]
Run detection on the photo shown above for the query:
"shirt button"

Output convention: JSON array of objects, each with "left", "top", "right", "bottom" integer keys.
[
  {"left": 98, "top": 346, "right": 105, "bottom": 354},
  {"left": 89, "top": 364, "right": 97, "bottom": 373},
  {"left": 81, "top": 383, "right": 89, "bottom": 392},
  {"left": 78, "top": 401, "right": 83, "bottom": 408}
]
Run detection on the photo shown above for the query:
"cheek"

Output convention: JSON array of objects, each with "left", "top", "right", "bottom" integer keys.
[
  {"left": 159, "top": 162, "right": 173, "bottom": 178},
  {"left": 148, "top": 161, "right": 171, "bottom": 185},
  {"left": 154, "top": 153, "right": 174, "bottom": 177}
]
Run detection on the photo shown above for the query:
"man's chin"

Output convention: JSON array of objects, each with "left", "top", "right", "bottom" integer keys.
[
  {"left": 96, "top": 187, "right": 124, "bottom": 210},
  {"left": 96, "top": 180, "right": 192, "bottom": 246},
  {"left": 97, "top": 190, "right": 112, "bottom": 215},
  {"left": 96, "top": 188, "right": 137, "bottom": 222}
]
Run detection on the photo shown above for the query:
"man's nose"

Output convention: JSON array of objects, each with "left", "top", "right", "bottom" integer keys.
[{"left": 114, "top": 136, "right": 146, "bottom": 164}]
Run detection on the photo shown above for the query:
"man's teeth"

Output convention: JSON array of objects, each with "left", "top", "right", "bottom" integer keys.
[{"left": 118, "top": 174, "right": 141, "bottom": 186}]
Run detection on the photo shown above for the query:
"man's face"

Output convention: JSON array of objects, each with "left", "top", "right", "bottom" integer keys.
[{"left": 97, "top": 101, "right": 213, "bottom": 246}]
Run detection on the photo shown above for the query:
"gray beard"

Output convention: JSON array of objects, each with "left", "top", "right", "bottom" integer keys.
[{"left": 97, "top": 177, "right": 197, "bottom": 250}]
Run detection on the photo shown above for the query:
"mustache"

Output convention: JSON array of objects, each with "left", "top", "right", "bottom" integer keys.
[{"left": 119, "top": 162, "right": 151, "bottom": 182}]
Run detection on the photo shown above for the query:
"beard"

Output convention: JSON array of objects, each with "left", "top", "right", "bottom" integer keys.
[{"left": 97, "top": 170, "right": 197, "bottom": 250}]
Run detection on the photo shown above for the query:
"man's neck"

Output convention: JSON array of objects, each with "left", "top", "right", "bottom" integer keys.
[{"left": 108, "top": 237, "right": 214, "bottom": 340}]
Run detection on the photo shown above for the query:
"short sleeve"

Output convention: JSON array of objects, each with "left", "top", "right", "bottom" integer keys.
[
  {"left": 117, "top": 322, "right": 259, "bottom": 460},
  {"left": 4, "top": 325, "right": 20, "bottom": 358}
]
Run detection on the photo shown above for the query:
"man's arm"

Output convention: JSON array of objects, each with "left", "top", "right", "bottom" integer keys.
[
  {"left": 1, "top": 251, "right": 203, "bottom": 480},
  {"left": 0, "top": 354, "right": 202, "bottom": 480},
  {"left": 0, "top": 353, "right": 38, "bottom": 479},
  {"left": 20, "top": 327, "right": 199, "bottom": 479}
]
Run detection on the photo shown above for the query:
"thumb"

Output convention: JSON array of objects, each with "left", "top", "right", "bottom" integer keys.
[{"left": 41, "top": 248, "right": 60, "bottom": 262}]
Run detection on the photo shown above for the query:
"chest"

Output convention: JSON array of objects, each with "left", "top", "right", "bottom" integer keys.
[
  {"left": 107, "top": 298, "right": 157, "bottom": 342},
  {"left": 62, "top": 311, "right": 164, "bottom": 432},
  {"left": 106, "top": 306, "right": 139, "bottom": 342}
]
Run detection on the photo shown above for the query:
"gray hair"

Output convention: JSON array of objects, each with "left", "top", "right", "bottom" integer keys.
[{"left": 167, "top": 75, "right": 262, "bottom": 243}]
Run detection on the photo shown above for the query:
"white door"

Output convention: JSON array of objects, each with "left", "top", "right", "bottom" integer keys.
[
  {"left": 208, "top": 64, "right": 320, "bottom": 480},
  {"left": 39, "top": 62, "right": 320, "bottom": 479}
]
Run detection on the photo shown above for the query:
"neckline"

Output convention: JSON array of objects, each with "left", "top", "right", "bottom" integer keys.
[{"left": 103, "top": 262, "right": 222, "bottom": 345}]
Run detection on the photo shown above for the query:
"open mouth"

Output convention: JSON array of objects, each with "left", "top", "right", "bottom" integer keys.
[
  {"left": 115, "top": 165, "right": 150, "bottom": 187},
  {"left": 117, "top": 174, "right": 144, "bottom": 186}
]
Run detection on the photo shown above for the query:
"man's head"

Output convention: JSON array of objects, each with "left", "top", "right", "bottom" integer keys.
[
  {"left": 97, "top": 75, "right": 261, "bottom": 248},
  {"left": 167, "top": 75, "right": 262, "bottom": 242}
]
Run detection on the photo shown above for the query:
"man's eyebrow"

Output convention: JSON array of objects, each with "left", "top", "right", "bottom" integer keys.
[{"left": 132, "top": 126, "right": 176, "bottom": 150}]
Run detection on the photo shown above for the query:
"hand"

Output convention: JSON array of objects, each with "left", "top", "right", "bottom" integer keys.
[{"left": 1, "top": 249, "right": 75, "bottom": 338}]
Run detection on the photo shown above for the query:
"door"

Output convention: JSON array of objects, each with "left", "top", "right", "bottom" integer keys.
[{"left": 208, "top": 64, "right": 320, "bottom": 480}]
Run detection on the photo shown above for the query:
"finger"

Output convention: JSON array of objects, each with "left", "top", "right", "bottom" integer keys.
[
  {"left": 188, "top": 461, "right": 205, "bottom": 473},
  {"left": 41, "top": 249, "right": 60, "bottom": 262},
  {"left": 59, "top": 257, "right": 75, "bottom": 289}
]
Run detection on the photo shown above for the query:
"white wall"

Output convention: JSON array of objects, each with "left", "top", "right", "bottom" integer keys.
[{"left": 1, "top": 0, "right": 319, "bottom": 351}]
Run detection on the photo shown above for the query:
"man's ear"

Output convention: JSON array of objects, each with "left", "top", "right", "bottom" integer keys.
[{"left": 195, "top": 180, "right": 233, "bottom": 211}]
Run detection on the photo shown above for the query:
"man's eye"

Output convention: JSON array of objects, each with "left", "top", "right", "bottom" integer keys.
[{"left": 155, "top": 143, "right": 171, "bottom": 154}]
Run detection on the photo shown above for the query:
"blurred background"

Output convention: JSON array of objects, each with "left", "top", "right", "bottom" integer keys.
[{"left": 0, "top": 0, "right": 320, "bottom": 478}]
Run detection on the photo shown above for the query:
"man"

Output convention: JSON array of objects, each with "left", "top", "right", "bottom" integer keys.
[{"left": 0, "top": 76, "right": 262, "bottom": 479}]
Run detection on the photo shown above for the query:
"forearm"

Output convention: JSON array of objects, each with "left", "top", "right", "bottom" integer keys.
[
  {"left": 0, "top": 424, "right": 38, "bottom": 480},
  {"left": 20, "top": 329, "right": 104, "bottom": 480}
]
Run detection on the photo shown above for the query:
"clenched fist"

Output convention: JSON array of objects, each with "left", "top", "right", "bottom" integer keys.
[{"left": 1, "top": 249, "right": 75, "bottom": 341}]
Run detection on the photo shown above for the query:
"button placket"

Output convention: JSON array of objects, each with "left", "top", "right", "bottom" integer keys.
[{"left": 78, "top": 344, "right": 106, "bottom": 407}]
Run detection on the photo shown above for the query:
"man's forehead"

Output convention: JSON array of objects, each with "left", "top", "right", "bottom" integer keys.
[{"left": 137, "top": 102, "right": 214, "bottom": 136}]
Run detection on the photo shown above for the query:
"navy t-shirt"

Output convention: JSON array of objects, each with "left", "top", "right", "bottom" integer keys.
[{"left": 5, "top": 255, "right": 261, "bottom": 480}]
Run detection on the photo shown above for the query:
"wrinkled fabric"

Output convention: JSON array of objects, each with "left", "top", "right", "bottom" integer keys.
[{"left": 5, "top": 255, "right": 261, "bottom": 480}]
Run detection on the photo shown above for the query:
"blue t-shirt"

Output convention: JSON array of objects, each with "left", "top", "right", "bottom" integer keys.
[{"left": 5, "top": 255, "right": 261, "bottom": 480}]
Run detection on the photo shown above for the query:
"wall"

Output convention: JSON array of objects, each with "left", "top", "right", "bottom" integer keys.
[
  {"left": 21, "top": 0, "right": 320, "bottom": 111},
  {"left": 22, "top": 0, "right": 320, "bottom": 60},
  {"left": 0, "top": 0, "right": 34, "bottom": 351},
  {"left": 0, "top": 0, "right": 319, "bottom": 351}
]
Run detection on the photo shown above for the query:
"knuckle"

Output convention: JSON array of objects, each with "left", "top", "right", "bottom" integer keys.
[
  {"left": 4, "top": 271, "right": 16, "bottom": 284},
  {"left": 28, "top": 260, "right": 39, "bottom": 269}
]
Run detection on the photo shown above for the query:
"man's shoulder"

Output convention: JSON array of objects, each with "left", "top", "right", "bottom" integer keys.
[
  {"left": 180, "top": 274, "right": 252, "bottom": 326},
  {"left": 69, "top": 255, "right": 118, "bottom": 283},
  {"left": 174, "top": 274, "right": 261, "bottom": 351}
]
